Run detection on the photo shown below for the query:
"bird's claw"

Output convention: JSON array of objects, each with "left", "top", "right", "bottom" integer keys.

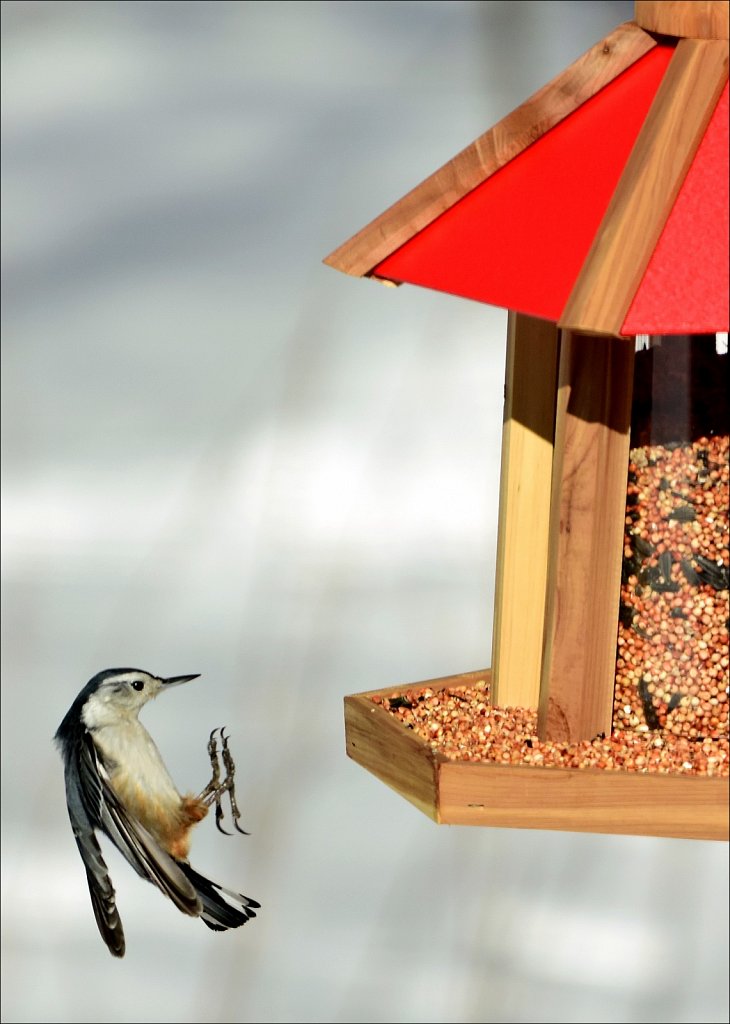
[
  {"left": 215, "top": 797, "right": 232, "bottom": 836},
  {"left": 199, "top": 727, "right": 250, "bottom": 836}
]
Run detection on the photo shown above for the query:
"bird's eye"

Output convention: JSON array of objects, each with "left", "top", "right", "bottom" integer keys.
[{"left": 131, "top": 680, "right": 145, "bottom": 691}]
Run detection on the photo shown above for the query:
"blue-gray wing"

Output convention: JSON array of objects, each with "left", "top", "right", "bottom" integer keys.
[
  {"left": 63, "top": 730, "right": 201, "bottom": 955},
  {"left": 63, "top": 748, "right": 126, "bottom": 957}
]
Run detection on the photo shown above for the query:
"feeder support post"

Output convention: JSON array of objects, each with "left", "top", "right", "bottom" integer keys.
[
  {"left": 538, "top": 332, "right": 635, "bottom": 743},
  {"left": 491, "top": 313, "right": 559, "bottom": 711}
]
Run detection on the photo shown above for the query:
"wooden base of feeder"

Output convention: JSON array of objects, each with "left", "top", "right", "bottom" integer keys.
[{"left": 344, "top": 669, "right": 729, "bottom": 841}]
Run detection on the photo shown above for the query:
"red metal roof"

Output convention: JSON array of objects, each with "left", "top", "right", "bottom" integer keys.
[
  {"left": 326, "top": 20, "right": 729, "bottom": 336},
  {"left": 374, "top": 45, "right": 675, "bottom": 327},
  {"left": 622, "top": 82, "right": 729, "bottom": 334},
  {"left": 370, "top": 47, "right": 729, "bottom": 335}
]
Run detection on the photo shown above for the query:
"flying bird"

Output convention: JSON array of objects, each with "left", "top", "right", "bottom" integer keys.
[{"left": 55, "top": 668, "right": 259, "bottom": 957}]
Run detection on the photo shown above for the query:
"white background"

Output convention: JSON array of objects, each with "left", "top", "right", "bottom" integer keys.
[{"left": 2, "top": 2, "right": 728, "bottom": 1022}]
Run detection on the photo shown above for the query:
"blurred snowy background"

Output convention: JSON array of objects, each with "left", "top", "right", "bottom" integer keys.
[{"left": 2, "top": 2, "right": 728, "bottom": 1022}]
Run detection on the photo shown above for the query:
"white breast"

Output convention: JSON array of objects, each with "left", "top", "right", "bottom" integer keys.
[{"left": 93, "top": 719, "right": 182, "bottom": 808}]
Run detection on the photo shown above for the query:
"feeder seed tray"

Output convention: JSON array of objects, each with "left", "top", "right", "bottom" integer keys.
[{"left": 345, "top": 669, "right": 729, "bottom": 840}]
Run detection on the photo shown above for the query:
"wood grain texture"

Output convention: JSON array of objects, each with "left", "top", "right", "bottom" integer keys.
[
  {"left": 437, "top": 760, "right": 729, "bottom": 839},
  {"left": 324, "top": 22, "right": 656, "bottom": 278},
  {"left": 635, "top": 1, "right": 729, "bottom": 39},
  {"left": 491, "top": 314, "right": 559, "bottom": 710},
  {"left": 537, "top": 332, "right": 635, "bottom": 743},
  {"left": 560, "top": 37, "right": 729, "bottom": 336},
  {"left": 344, "top": 670, "right": 491, "bottom": 819},
  {"left": 345, "top": 694, "right": 441, "bottom": 819},
  {"left": 343, "top": 672, "right": 729, "bottom": 840}
]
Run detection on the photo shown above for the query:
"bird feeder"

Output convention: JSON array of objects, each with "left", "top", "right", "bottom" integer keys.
[{"left": 325, "top": 1, "right": 729, "bottom": 840}]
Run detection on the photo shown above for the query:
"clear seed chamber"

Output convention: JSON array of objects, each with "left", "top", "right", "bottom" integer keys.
[{"left": 615, "top": 334, "right": 729, "bottom": 769}]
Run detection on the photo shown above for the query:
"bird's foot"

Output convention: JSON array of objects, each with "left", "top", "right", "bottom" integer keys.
[{"left": 199, "top": 727, "right": 249, "bottom": 835}]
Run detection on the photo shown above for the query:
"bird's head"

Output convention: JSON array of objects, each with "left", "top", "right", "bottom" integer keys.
[{"left": 79, "top": 668, "right": 200, "bottom": 729}]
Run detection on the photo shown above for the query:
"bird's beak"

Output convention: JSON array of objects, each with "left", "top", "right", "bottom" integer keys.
[{"left": 161, "top": 674, "right": 201, "bottom": 687}]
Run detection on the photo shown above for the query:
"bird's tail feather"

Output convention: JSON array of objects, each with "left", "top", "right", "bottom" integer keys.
[{"left": 178, "top": 862, "right": 260, "bottom": 931}]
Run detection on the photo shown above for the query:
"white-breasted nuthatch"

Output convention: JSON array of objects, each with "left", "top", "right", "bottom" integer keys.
[{"left": 55, "top": 668, "right": 260, "bottom": 958}]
